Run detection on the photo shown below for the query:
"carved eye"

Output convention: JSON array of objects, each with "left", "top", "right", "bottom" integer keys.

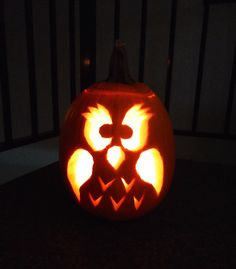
[
  {"left": 99, "top": 124, "right": 133, "bottom": 139},
  {"left": 99, "top": 124, "right": 112, "bottom": 138},
  {"left": 83, "top": 104, "right": 112, "bottom": 151},
  {"left": 121, "top": 125, "right": 133, "bottom": 139},
  {"left": 121, "top": 104, "right": 153, "bottom": 151}
]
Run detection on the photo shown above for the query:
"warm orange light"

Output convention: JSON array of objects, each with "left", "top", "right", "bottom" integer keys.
[
  {"left": 83, "top": 104, "right": 112, "bottom": 151},
  {"left": 89, "top": 193, "right": 102, "bottom": 207},
  {"left": 110, "top": 196, "right": 125, "bottom": 211},
  {"left": 133, "top": 194, "right": 144, "bottom": 210},
  {"left": 83, "top": 57, "right": 91, "bottom": 67},
  {"left": 121, "top": 104, "right": 153, "bottom": 151},
  {"left": 106, "top": 146, "right": 125, "bottom": 170},
  {"left": 136, "top": 148, "right": 163, "bottom": 195},
  {"left": 98, "top": 177, "right": 115, "bottom": 191},
  {"left": 121, "top": 178, "right": 135, "bottom": 193},
  {"left": 67, "top": 149, "right": 94, "bottom": 201}
]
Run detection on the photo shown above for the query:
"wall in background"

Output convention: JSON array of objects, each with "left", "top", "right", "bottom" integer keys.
[
  {"left": 0, "top": 0, "right": 236, "bottom": 165},
  {"left": 0, "top": 0, "right": 81, "bottom": 144},
  {"left": 96, "top": 0, "right": 236, "bottom": 133},
  {"left": 96, "top": 0, "right": 236, "bottom": 164}
]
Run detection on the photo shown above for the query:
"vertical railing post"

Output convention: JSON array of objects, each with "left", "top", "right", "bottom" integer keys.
[
  {"left": 49, "top": 0, "right": 59, "bottom": 133},
  {"left": 224, "top": 44, "right": 236, "bottom": 135},
  {"left": 69, "top": 0, "right": 76, "bottom": 102},
  {"left": 79, "top": 0, "right": 96, "bottom": 91},
  {"left": 25, "top": 0, "right": 38, "bottom": 137},
  {"left": 0, "top": 0, "right": 13, "bottom": 144},
  {"left": 138, "top": 0, "right": 148, "bottom": 82},
  {"left": 164, "top": 0, "right": 177, "bottom": 111},
  {"left": 192, "top": 2, "right": 209, "bottom": 132},
  {"left": 114, "top": 0, "right": 120, "bottom": 42}
]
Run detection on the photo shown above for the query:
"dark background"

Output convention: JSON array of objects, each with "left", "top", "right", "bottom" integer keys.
[
  {"left": 0, "top": 0, "right": 236, "bottom": 268},
  {"left": 0, "top": 0, "right": 236, "bottom": 162}
]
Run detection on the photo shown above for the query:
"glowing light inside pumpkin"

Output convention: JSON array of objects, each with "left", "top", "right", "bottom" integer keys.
[
  {"left": 89, "top": 193, "right": 102, "bottom": 207},
  {"left": 136, "top": 148, "right": 163, "bottom": 195},
  {"left": 110, "top": 196, "right": 126, "bottom": 211},
  {"left": 106, "top": 146, "right": 125, "bottom": 170},
  {"left": 83, "top": 104, "right": 112, "bottom": 151},
  {"left": 121, "top": 178, "right": 135, "bottom": 193},
  {"left": 67, "top": 149, "right": 94, "bottom": 201},
  {"left": 133, "top": 194, "right": 145, "bottom": 210},
  {"left": 99, "top": 177, "right": 115, "bottom": 191},
  {"left": 121, "top": 104, "right": 153, "bottom": 151}
]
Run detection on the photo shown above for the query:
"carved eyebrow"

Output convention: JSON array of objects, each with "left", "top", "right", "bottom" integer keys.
[
  {"left": 122, "top": 104, "right": 153, "bottom": 124},
  {"left": 82, "top": 104, "right": 112, "bottom": 151},
  {"left": 121, "top": 104, "right": 153, "bottom": 151},
  {"left": 82, "top": 104, "right": 112, "bottom": 124}
]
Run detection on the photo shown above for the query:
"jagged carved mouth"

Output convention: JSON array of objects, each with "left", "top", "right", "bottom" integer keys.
[
  {"left": 87, "top": 177, "right": 145, "bottom": 211},
  {"left": 89, "top": 191, "right": 145, "bottom": 211}
]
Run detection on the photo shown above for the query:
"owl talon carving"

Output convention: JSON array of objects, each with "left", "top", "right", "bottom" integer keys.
[
  {"left": 89, "top": 193, "right": 102, "bottom": 207},
  {"left": 98, "top": 177, "right": 114, "bottom": 191},
  {"left": 133, "top": 194, "right": 145, "bottom": 210},
  {"left": 121, "top": 178, "right": 135, "bottom": 193},
  {"left": 110, "top": 196, "right": 126, "bottom": 211}
]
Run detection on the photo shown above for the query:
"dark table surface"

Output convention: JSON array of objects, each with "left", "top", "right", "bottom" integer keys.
[{"left": 0, "top": 159, "right": 235, "bottom": 269}]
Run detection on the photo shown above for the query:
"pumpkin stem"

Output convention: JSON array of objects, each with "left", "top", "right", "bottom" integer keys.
[{"left": 106, "top": 40, "right": 135, "bottom": 84}]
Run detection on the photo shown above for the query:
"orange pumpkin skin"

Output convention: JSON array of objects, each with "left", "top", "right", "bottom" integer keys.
[{"left": 59, "top": 82, "right": 175, "bottom": 220}]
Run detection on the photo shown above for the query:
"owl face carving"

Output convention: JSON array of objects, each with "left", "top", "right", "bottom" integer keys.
[{"left": 60, "top": 83, "right": 175, "bottom": 220}]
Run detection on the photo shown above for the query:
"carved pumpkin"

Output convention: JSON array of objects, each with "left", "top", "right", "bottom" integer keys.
[{"left": 60, "top": 42, "right": 175, "bottom": 220}]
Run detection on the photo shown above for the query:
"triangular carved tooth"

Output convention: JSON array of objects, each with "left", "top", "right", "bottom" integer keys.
[
  {"left": 99, "top": 177, "right": 114, "bottom": 191},
  {"left": 121, "top": 178, "right": 135, "bottom": 193},
  {"left": 133, "top": 194, "right": 144, "bottom": 210},
  {"left": 89, "top": 193, "right": 102, "bottom": 207},
  {"left": 110, "top": 196, "right": 125, "bottom": 211}
]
